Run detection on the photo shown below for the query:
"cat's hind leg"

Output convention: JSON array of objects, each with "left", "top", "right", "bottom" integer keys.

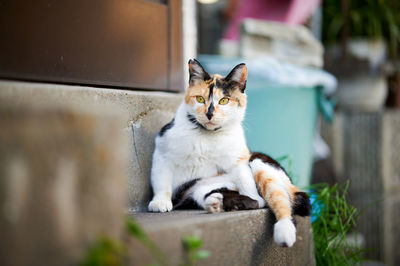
[
  {"left": 249, "top": 153, "right": 310, "bottom": 247},
  {"left": 189, "top": 176, "right": 259, "bottom": 213}
]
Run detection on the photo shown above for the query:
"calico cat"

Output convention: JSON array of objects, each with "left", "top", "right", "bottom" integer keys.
[{"left": 148, "top": 59, "right": 311, "bottom": 247}]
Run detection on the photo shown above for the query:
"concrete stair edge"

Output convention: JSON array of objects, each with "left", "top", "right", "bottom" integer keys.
[
  {"left": 0, "top": 80, "right": 315, "bottom": 266},
  {"left": 129, "top": 210, "right": 315, "bottom": 266}
]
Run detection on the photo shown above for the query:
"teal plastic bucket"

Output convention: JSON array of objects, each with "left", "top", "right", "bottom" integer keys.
[
  {"left": 198, "top": 55, "right": 335, "bottom": 188},
  {"left": 245, "top": 81, "right": 317, "bottom": 188}
]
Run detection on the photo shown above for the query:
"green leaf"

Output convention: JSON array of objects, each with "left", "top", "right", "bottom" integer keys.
[
  {"left": 183, "top": 236, "right": 202, "bottom": 250},
  {"left": 125, "top": 217, "right": 169, "bottom": 266},
  {"left": 194, "top": 250, "right": 211, "bottom": 260},
  {"left": 126, "top": 217, "right": 147, "bottom": 240},
  {"left": 80, "top": 237, "right": 126, "bottom": 266}
]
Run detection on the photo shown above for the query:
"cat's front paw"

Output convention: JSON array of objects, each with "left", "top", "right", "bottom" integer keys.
[
  {"left": 148, "top": 199, "right": 173, "bottom": 212},
  {"left": 205, "top": 193, "right": 223, "bottom": 213},
  {"left": 274, "top": 218, "right": 296, "bottom": 247}
]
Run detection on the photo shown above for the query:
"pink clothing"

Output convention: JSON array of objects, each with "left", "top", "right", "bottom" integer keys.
[{"left": 223, "top": 0, "right": 320, "bottom": 41}]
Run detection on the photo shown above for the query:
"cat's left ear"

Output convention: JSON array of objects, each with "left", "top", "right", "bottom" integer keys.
[
  {"left": 225, "top": 63, "right": 247, "bottom": 93},
  {"left": 188, "top": 59, "right": 211, "bottom": 85}
]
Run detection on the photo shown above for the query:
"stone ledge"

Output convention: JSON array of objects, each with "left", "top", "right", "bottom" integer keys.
[
  {"left": 0, "top": 80, "right": 183, "bottom": 211},
  {"left": 0, "top": 103, "right": 127, "bottom": 266},
  {"left": 128, "top": 210, "right": 315, "bottom": 266},
  {"left": 0, "top": 80, "right": 183, "bottom": 125}
]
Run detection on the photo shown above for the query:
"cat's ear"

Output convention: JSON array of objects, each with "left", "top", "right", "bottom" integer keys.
[
  {"left": 188, "top": 59, "right": 211, "bottom": 85},
  {"left": 225, "top": 63, "right": 247, "bottom": 93}
]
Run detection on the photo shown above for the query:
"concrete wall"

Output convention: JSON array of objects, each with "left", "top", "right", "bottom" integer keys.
[
  {"left": 0, "top": 81, "right": 183, "bottom": 212},
  {"left": 0, "top": 80, "right": 182, "bottom": 265}
]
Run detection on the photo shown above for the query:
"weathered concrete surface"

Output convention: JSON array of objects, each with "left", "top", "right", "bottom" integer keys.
[
  {"left": 0, "top": 102, "right": 127, "bottom": 266},
  {"left": 129, "top": 210, "right": 315, "bottom": 266},
  {"left": 321, "top": 110, "right": 400, "bottom": 265},
  {"left": 0, "top": 80, "right": 183, "bottom": 211},
  {"left": 0, "top": 80, "right": 315, "bottom": 266}
]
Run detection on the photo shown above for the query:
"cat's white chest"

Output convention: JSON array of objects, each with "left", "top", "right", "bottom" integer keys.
[{"left": 162, "top": 130, "right": 241, "bottom": 187}]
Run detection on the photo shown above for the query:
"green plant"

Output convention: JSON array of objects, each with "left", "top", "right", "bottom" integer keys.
[
  {"left": 311, "top": 182, "right": 365, "bottom": 266},
  {"left": 323, "top": 0, "right": 400, "bottom": 59},
  {"left": 125, "top": 217, "right": 170, "bottom": 266},
  {"left": 81, "top": 217, "right": 211, "bottom": 266},
  {"left": 80, "top": 237, "right": 127, "bottom": 266},
  {"left": 181, "top": 236, "right": 211, "bottom": 266}
]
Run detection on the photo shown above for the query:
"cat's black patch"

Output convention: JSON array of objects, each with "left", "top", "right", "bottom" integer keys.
[
  {"left": 249, "top": 152, "right": 291, "bottom": 179},
  {"left": 206, "top": 102, "right": 215, "bottom": 120},
  {"left": 208, "top": 83, "right": 214, "bottom": 100},
  {"left": 158, "top": 118, "right": 175, "bottom": 137},
  {"left": 249, "top": 152, "right": 284, "bottom": 170},
  {"left": 216, "top": 78, "right": 234, "bottom": 96},
  {"left": 292, "top": 191, "right": 311, "bottom": 217},
  {"left": 204, "top": 188, "right": 259, "bottom": 211},
  {"left": 188, "top": 59, "right": 211, "bottom": 83},
  {"left": 173, "top": 197, "right": 200, "bottom": 210},
  {"left": 187, "top": 113, "right": 207, "bottom": 130},
  {"left": 204, "top": 188, "right": 228, "bottom": 200},
  {"left": 224, "top": 63, "right": 247, "bottom": 93},
  {"left": 292, "top": 217, "right": 297, "bottom": 227},
  {"left": 187, "top": 113, "right": 221, "bottom": 131},
  {"left": 172, "top": 178, "right": 201, "bottom": 210}
]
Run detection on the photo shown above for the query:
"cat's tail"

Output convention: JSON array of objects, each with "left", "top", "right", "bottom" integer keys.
[{"left": 249, "top": 152, "right": 311, "bottom": 247}]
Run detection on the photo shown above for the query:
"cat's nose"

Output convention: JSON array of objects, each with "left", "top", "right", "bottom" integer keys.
[{"left": 206, "top": 103, "right": 215, "bottom": 120}]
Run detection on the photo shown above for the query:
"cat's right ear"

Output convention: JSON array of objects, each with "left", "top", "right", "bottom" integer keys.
[{"left": 188, "top": 59, "right": 211, "bottom": 85}]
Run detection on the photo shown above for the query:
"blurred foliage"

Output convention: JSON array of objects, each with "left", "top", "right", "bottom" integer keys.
[
  {"left": 182, "top": 236, "right": 211, "bottom": 266},
  {"left": 322, "top": 0, "right": 400, "bottom": 58},
  {"left": 125, "top": 217, "right": 170, "bottom": 265},
  {"left": 81, "top": 217, "right": 211, "bottom": 266},
  {"left": 311, "top": 182, "right": 366, "bottom": 266},
  {"left": 80, "top": 237, "right": 127, "bottom": 266}
]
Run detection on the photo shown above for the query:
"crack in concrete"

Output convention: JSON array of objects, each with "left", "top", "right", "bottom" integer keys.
[{"left": 131, "top": 124, "right": 143, "bottom": 174}]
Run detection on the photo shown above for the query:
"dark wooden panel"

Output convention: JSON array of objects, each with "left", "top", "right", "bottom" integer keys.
[
  {"left": 169, "top": 0, "right": 184, "bottom": 91},
  {"left": 0, "top": 0, "right": 170, "bottom": 90}
]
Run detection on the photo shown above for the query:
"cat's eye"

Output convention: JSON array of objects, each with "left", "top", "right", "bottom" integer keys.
[
  {"left": 219, "top": 98, "right": 229, "bottom": 105},
  {"left": 196, "top": 96, "right": 205, "bottom": 103}
]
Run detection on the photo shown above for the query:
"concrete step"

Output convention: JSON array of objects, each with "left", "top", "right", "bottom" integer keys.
[
  {"left": 128, "top": 210, "right": 315, "bottom": 266},
  {"left": 0, "top": 80, "right": 182, "bottom": 212},
  {"left": 0, "top": 80, "right": 315, "bottom": 266}
]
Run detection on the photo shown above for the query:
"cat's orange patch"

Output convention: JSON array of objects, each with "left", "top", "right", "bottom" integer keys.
[
  {"left": 267, "top": 191, "right": 291, "bottom": 219},
  {"left": 196, "top": 106, "right": 206, "bottom": 116},
  {"left": 288, "top": 185, "right": 300, "bottom": 203},
  {"left": 254, "top": 171, "right": 263, "bottom": 183},
  {"left": 236, "top": 149, "right": 250, "bottom": 164},
  {"left": 230, "top": 89, "right": 247, "bottom": 108},
  {"left": 185, "top": 83, "right": 208, "bottom": 105},
  {"left": 253, "top": 170, "right": 275, "bottom": 196},
  {"left": 261, "top": 178, "right": 275, "bottom": 196},
  {"left": 269, "top": 200, "right": 291, "bottom": 219},
  {"left": 268, "top": 190, "right": 286, "bottom": 201}
]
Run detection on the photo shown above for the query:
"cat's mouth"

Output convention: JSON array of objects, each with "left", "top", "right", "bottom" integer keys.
[
  {"left": 203, "top": 121, "right": 222, "bottom": 131},
  {"left": 204, "top": 122, "right": 216, "bottom": 127},
  {"left": 187, "top": 113, "right": 221, "bottom": 131}
]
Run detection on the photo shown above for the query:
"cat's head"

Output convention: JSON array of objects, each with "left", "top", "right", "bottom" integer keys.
[{"left": 184, "top": 59, "right": 247, "bottom": 131}]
